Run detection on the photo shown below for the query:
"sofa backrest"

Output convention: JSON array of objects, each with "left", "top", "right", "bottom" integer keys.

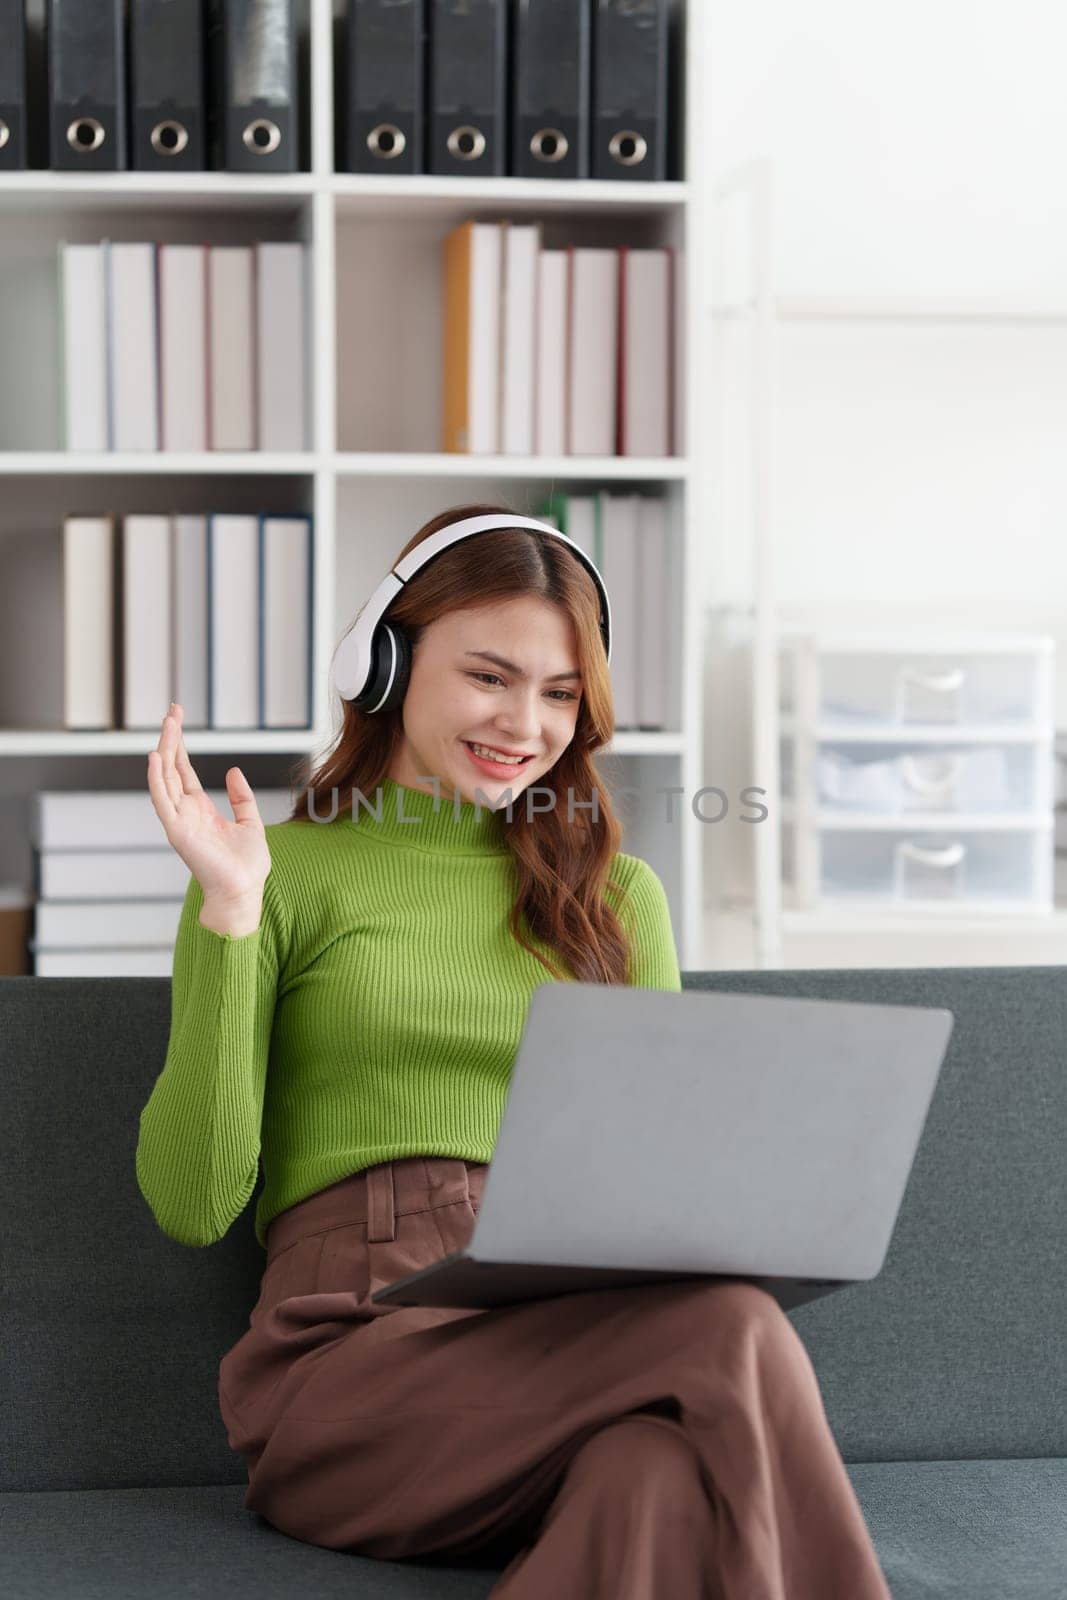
[
  {"left": 1, "top": 968, "right": 1063, "bottom": 1494},
  {"left": 685, "top": 967, "right": 1065, "bottom": 1466}
]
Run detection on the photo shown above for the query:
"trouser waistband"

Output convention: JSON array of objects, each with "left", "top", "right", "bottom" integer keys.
[{"left": 265, "top": 1156, "right": 490, "bottom": 1260}]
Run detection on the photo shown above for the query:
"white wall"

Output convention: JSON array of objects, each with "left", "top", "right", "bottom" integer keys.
[
  {"left": 706, "top": 1, "right": 1067, "bottom": 298},
  {"left": 700, "top": 1, "right": 1067, "bottom": 910}
]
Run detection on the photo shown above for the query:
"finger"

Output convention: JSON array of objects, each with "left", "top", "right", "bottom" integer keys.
[
  {"left": 226, "top": 767, "right": 261, "bottom": 824},
  {"left": 161, "top": 715, "right": 183, "bottom": 811},
  {"left": 173, "top": 718, "right": 204, "bottom": 796},
  {"left": 147, "top": 750, "right": 177, "bottom": 827}
]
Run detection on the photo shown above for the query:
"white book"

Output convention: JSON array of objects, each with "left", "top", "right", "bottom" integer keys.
[
  {"left": 567, "top": 248, "right": 618, "bottom": 456},
  {"left": 208, "top": 513, "right": 259, "bottom": 727},
  {"left": 561, "top": 496, "right": 597, "bottom": 565},
  {"left": 443, "top": 220, "right": 501, "bottom": 453},
  {"left": 60, "top": 243, "right": 109, "bottom": 451},
  {"left": 34, "top": 948, "right": 177, "bottom": 977},
  {"left": 636, "top": 497, "right": 669, "bottom": 729},
  {"left": 535, "top": 249, "right": 567, "bottom": 456},
  {"left": 172, "top": 515, "right": 209, "bottom": 727},
  {"left": 500, "top": 221, "right": 539, "bottom": 455},
  {"left": 108, "top": 242, "right": 159, "bottom": 451},
  {"left": 256, "top": 242, "right": 308, "bottom": 451},
  {"left": 672, "top": 246, "right": 685, "bottom": 455},
  {"left": 469, "top": 222, "right": 501, "bottom": 454},
  {"left": 34, "top": 898, "right": 185, "bottom": 949},
  {"left": 208, "top": 246, "right": 255, "bottom": 450},
  {"left": 619, "top": 248, "right": 670, "bottom": 456},
  {"left": 33, "top": 789, "right": 298, "bottom": 850},
  {"left": 597, "top": 493, "right": 638, "bottom": 727},
  {"left": 63, "top": 516, "right": 115, "bottom": 729},
  {"left": 39, "top": 849, "right": 192, "bottom": 900},
  {"left": 261, "top": 515, "right": 312, "bottom": 727},
  {"left": 122, "top": 515, "right": 172, "bottom": 729},
  {"left": 158, "top": 244, "right": 208, "bottom": 452}
]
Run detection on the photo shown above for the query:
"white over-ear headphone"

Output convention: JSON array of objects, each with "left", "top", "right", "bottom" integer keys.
[{"left": 330, "top": 513, "right": 613, "bottom": 712}]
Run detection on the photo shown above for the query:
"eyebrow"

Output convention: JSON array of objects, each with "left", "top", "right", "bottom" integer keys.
[{"left": 463, "top": 650, "right": 583, "bottom": 683}]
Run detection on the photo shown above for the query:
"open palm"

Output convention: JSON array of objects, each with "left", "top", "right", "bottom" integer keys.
[{"left": 147, "top": 704, "right": 271, "bottom": 904}]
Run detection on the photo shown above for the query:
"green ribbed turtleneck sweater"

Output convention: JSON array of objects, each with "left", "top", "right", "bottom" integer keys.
[{"left": 136, "top": 776, "right": 682, "bottom": 1250}]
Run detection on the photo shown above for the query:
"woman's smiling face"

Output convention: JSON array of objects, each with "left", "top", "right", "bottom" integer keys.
[{"left": 387, "top": 596, "right": 584, "bottom": 808}]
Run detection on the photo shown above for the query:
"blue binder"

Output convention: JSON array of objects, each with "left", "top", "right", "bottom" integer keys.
[
  {"left": 591, "top": 0, "right": 669, "bottom": 183},
  {"left": 206, "top": 0, "right": 301, "bottom": 173},
  {"left": 512, "top": 0, "right": 590, "bottom": 180},
  {"left": 47, "top": 0, "right": 127, "bottom": 171},
  {"left": 345, "top": 0, "right": 426, "bottom": 175},
  {"left": 427, "top": 0, "right": 507, "bottom": 177},
  {"left": 0, "top": 0, "right": 28, "bottom": 169},
  {"left": 130, "top": 0, "right": 206, "bottom": 171}
]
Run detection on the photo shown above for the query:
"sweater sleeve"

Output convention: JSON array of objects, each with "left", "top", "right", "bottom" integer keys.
[
  {"left": 135, "top": 861, "right": 290, "bottom": 1247},
  {"left": 618, "top": 857, "right": 683, "bottom": 991}
]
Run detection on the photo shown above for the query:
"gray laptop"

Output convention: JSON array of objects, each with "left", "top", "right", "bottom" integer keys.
[{"left": 371, "top": 983, "right": 954, "bottom": 1313}]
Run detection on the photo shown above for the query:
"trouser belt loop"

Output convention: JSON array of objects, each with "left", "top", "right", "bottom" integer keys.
[{"left": 366, "top": 1162, "right": 396, "bottom": 1243}]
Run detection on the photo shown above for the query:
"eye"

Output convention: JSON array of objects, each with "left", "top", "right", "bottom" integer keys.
[{"left": 467, "top": 671, "right": 577, "bottom": 702}]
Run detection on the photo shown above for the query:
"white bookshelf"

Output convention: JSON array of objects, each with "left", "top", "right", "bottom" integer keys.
[
  {"left": 0, "top": 0, "right": 710, "bottom": 971},
  {"left": 710, "top": 157, "right": 1067, "bottom": 968}
]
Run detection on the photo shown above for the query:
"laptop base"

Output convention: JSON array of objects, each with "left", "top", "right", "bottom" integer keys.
[{"left": 370, "top": 1250, "right": 853, "bottom": 1312}]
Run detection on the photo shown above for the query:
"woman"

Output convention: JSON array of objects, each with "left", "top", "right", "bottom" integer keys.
[{"left": 138, "top": 502, "right": 892, "bottom": 1598}]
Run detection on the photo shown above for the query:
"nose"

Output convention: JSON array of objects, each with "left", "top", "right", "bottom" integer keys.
[{"left": 493, "top": 685, "right": 545, "bottom": 747}]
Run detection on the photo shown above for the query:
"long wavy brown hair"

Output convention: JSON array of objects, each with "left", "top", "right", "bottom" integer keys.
[{"left": 283, "top": 501, "right": 636, "bottom": 984}]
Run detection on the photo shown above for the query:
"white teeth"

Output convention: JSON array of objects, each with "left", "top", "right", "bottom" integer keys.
[{"left": 467, "top": 742, "right": 529, "bottom": 764}]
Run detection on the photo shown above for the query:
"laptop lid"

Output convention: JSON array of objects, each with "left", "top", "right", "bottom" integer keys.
[{"left": 372, "top": 984, "right": 954, "bottom": 1310}]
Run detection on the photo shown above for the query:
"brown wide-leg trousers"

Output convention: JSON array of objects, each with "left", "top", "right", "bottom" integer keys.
[{"left": 217, "top": 1156, "right": 893, "bottom": 1600}]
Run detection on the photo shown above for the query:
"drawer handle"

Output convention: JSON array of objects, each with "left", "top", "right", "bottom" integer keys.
[
  {"left": 899, "top": 753, "right": 961, "bottom": 795},
  {"left": 898, "top": 668, "right": 966, "bottom": 693},
  {"left": 897, "top": 841, "right": 966, "bottom": 868}
]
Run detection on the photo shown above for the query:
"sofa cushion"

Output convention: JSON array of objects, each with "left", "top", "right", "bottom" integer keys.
[
  {"left": 849, "top": 1457, "right": 1067, "bottom": 1600},
  {"left": 2, "top": 1459, "right": 1064, "bottom": 1599}
]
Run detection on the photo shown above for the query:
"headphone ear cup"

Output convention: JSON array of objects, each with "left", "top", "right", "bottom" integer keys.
[
  {"left": 354, "top": 621, "right": 411, "bottom": 714},
  {"left": 377, "top": 624, "right": 411, "bottom": 713}
]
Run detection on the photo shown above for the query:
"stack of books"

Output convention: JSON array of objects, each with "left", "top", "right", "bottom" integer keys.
[
  {"left": 539, "top": 491, "right": 675, "bottom": 731},
  {"left": 443, "top": 220, "right": 682, "bottom": 458},
  {"left": 60, "top": 240, "right": 309, "bottom": 452},
  {"left": 62, "top": 512, "right": 313, "bottom": 731},
  {"left": 30, "top": 787, "right": 299, "bottom": 976}
]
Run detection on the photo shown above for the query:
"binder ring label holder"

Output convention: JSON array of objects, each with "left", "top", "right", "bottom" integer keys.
[
  {"left": 67, "top": 118, "right": 106, "bottom": 154},
  {"left": 609, "top": 129, "right": 648, "bottom": 167},
  {"left": 151, "top": 121, "right": 190, "bottom": 157},
  {"left": 369, "top": 123, "right": 407, "bottom": 159},
  {"left": 447, "top": 125, "right": 487, "bottom": 161},
  {"left": 531, "top": 128, "right": 568, "bottom": 163},
  {"left": 243, "top": 118, "right": 282, "bottom": 156}
]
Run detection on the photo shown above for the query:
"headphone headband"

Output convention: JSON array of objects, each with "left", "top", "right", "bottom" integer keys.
[{"left": 331, "top": 513, "right": 612, "bottom": 705}]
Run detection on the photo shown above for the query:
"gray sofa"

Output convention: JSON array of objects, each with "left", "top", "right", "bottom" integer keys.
[{"left": 2, "top": 966, "right": 1064, "bottom": 1599}]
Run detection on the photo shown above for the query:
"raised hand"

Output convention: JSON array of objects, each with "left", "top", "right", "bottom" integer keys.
[{"left": 147, "top": 704, "right": 272, "bottom": 915}]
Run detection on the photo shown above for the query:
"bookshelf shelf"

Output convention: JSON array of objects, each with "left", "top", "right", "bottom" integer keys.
[
  {"left": 0, "top": 174, "right": 692, "bottom": 218},
  {"left": 0, "top": 0, "right": 709, "bottom": 971},
  {"left": 0, "top": 728, "right": 686, "bottom": 760},
  {"left": 0, "top": 729, "right": 324, "bottom": 757},
  {"left": 0, "top": 173, "right": 316, "bottom": 213},
  {"left": 332, "top": 453, "right": 689, "bottom": 480},
  {"left": 0, "top": 453, "right": 687, "bottom": 479},
  {"left": 0, "top": 453, "right": 321, "bottom": 475},
  {"left": 330, "top": 175, "right": 689, "bottom": 220}
]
